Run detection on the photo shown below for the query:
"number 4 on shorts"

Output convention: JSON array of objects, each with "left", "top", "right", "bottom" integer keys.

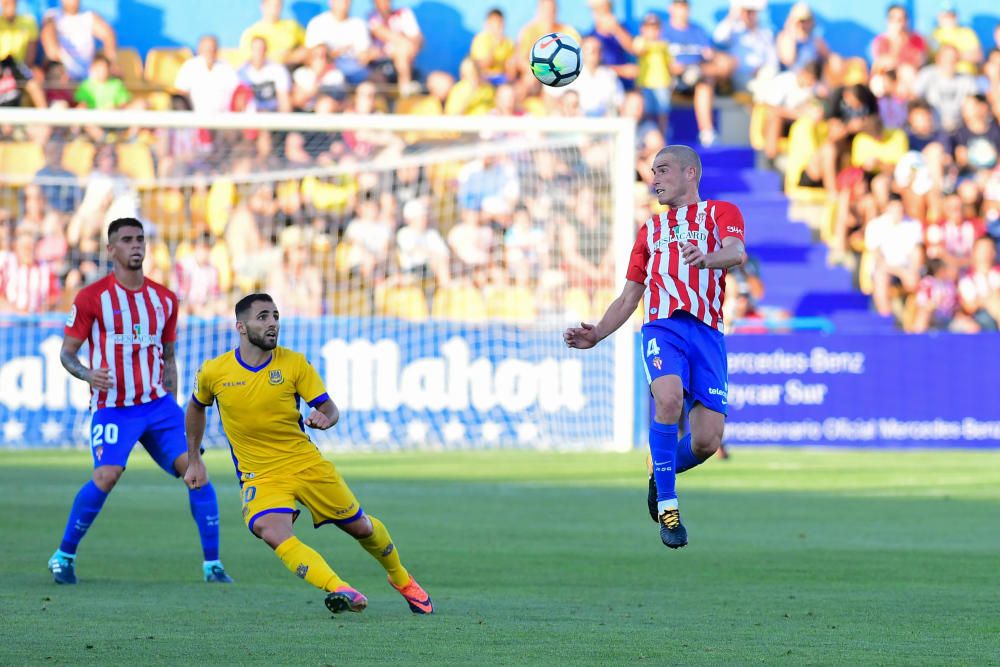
[{"left": 646, "top": 337, "right": 660, "bottom": 357}]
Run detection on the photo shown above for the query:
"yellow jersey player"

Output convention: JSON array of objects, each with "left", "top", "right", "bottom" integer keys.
[{"left": 183, "top": 293, "right": 432, "bottom": 615}]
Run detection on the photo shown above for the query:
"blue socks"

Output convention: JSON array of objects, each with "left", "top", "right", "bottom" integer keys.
[
  {"left": 59, "top": 480, "right": 110, "bottom": 555},
  {"left": 676, "top": 433, "right": 708, "bottom": 474},
  {"left": 649, "top": 421, "right": 678, "bottom": 511},
  {"left": 188, "top": 482, "right": 221, "bottom": 562}
]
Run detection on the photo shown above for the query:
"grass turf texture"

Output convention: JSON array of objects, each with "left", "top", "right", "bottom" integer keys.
[{"left": 2, "top": 448, "right": 999, "bottom": 665}]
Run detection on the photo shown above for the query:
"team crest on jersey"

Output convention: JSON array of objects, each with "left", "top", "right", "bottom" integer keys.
[
  {"left": 695, "top": 211, "right": 707, "bottom": 225},
  {"left": 652, "top": 357, "right": 662, "bottom": 370},
  {"left": 269, "top": 370, "right": 284, "bottom": 385}
]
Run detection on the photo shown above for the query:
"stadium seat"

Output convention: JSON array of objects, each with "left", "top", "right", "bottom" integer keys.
[
  {"left": 0, "top": 142, "right": 45, "bottom": 181},
  {"left": 431, "top": 285, "right": 488, "bottom": 321},
  {"left": 61, "top": 139, "right": 96, "bottom": 177},
  {"left": 144, "top": 47, "right": 193, "bottom": 89},
  {"left": 749, "top": 104, "right": 787, "bottom": 155},
  {"left": 562, "top": 287, "right": 592, "bottom": 322},
  {"left": 217, "top": 47, "right": 246, "bottom": 70},
  {"left": 210, "top": 241, "right": 234, "bottom": 293},
  {"left": 141, "top": 188, "right": 186, "bottom": 241},
  {"left": 116, "top": 142, "right": 155, "bottom": 182},
  {"left": 784, "top": 117, "right": 829, "bottom": 204},
  {"left": 301, "top": 175, "right": 353, "bottom": 213},
  {"left": 486, "top": 286, "right": 536, "bottom": 322},
  {"left": 206, "top": 178, "right": 236, "bottom": 236},
  {"left": 116, "top": 47, "right": 145, "bottom": 88},
  {"left": 377, "top": 285, "right": 429, "bottom": 320},
  {"left": 330, "top": 288, "right": 374, "bottom": 317}
]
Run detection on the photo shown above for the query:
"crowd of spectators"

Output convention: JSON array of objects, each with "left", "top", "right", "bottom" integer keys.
[
  {"left": 763, "top": 3, "right": 1000, "bottom": 332},
  {"left": 0, "top": 0, "right": 996, "bottom": 334}
]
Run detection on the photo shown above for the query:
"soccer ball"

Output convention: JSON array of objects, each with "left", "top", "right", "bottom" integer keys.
[{"left": 530, "top": 32, "right": 581, "bottom": 88}]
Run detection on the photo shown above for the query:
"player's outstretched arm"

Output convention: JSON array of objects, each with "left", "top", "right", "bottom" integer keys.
[
  {"left": 304, "top": 398, "right": 339, "bottom": 430},
  {"left": 184, "top": 400, "right": 209, "bottom": 490},
  {"left": 564, "top": 280, "right": 645, "bottom": 350},
  {"left": 60, "top": 335, "right": 112, "bottom": 390}
]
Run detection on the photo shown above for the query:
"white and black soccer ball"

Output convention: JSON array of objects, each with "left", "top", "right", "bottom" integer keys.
[{"left": 529, "top": 32, "right": 581, "bottom": 88}]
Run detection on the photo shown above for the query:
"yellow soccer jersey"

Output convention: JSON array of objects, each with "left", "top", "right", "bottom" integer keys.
[{"left": 192, "top": 346, "right": 330, "bottom": 478}]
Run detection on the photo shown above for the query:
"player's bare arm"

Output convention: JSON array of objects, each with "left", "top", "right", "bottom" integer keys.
[
  {"left": 304, "top": 398, "right": 340, "bottom": 430},
  {"left": 183, "top": 399, "right": 209, "bottom": 490},
  {"left": 162, "top": 341, "right": 178, "bottom": 396},
  {"left": 564, "top": 280, "right": 645, "bottom": 349},
  {"left": 60, "top": 335, "right": 112, "bottom": 390},
  {"left": 680, "top": 237, "right": 747, "bottom": 271}
]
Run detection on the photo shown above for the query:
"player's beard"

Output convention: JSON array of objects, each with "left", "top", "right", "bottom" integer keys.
[
  {"left": 248, "top": 328, "right": 278, "bottom": 351},
  {"left": 126, "top": 255, "right": 143, "bottom": 270}
]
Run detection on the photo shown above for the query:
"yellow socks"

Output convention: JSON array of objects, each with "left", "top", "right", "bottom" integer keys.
[
  {"left": 358, "top": 516, "right": 410, "bottom": 587},
  {"left": 274, "top": 536, "right": 347, "bottom": 592}
]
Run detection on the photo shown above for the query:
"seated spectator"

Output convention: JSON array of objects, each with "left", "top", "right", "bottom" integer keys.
[
  {"left": 367, "top": 0, "right": 423, "bottom": 96},
  {"left": 504, "top": 204, "right": 548, "bottom": 286},
  {"left": 269, "top": 227, "right": 323, "bottom": 316},
  {"left": 73, "top": 54, "right": 130, "bottom": 109},
  {"left": 42, "top": 60, "right": 74, "bottom": 106},
  {"left": 511, "top": 0, "right": 580, "bottom": 85},
  {"left": 560, "top": 185, "right": 613, "bottom": 287},
  {"left": 173, "top": 232, "right": 225, "bottom": 317},
  {"left": 0, "top": 227, "right": 61, "bottom": 313},
  {"left": 870, "top": 4, "right": 927, "bottom": 88},
  {"left": 0, "top": 0, "right": 39, "bottom": 65},
  {"left": 344, "top": 81, "right": 404, "bottom": 158},
  {"left": 758, "top": 59, "right": 822, "bottom": 163},
  {"left": 447, "top": 206, "right": 494, "bottom": 285},
  {"left": 41, "top": 0, "right": 117, "bottom": 81},
  {"left": 240, "top": 0, "right": 306, "bottom": 66},
  {"left": 949, "top": 94, "right": 1000, "bottom": 174},
  {"left": 584, "top": 0, "right": 634, "bottom": 83},
  {"left": 35, "top": 205, "right": 69, "bottom": 279},
  {"left": 925, "top": 193, "right": 983, "bottom": 269},
  {"left": 865, "top": 193, "right": 923, "bottom": 316},
  {"left": 396, "top": 197, "right": 449, "bottom": 286},
  {"left": 0, "top": 51, "right": 45, "bottom": 108},
  {"left": 445, "top": 57, "right": 494, "bottom": 115},
  {"left": 291, "top": 44, "right": 345, "bottom": 111},
  {"left": 342, "top": 189, "right": 393, "bottom": 280},
  {"left": 775, "top": 2, "right": 829, "bottom": 73},
  {"left": 930, "top": 5, "right": 982, "bottom": 74},
  {"left": 852, "top": 113, "right": 909, "bottom": 195},
  {"left": 876, "top": 70, "right": 908, "bottom": 130},
  {"left": 632, "top": 13, "right": 672, "bottom": 138},
  {"left": 661, "top": 0, "right": 728, "bottom": 146},
  {"left": 712, "top": 0, "right": 778, "bottom": 94},
  {"left": 175, "top": 34, "right": 240, "bottom": 114},
  {"left": 239, "top": 36, "right": 292, "bottom": 113},
  {"left": 34, "top": 142, "right": 82, "bottom": 215},
  {"left": 909, "top": 258, "right": 976, "bottom": 332},
  {"left": 571, "top": 36, "right": 623, "bottom": 118},
  {"left": 914, "top": 45, "right": 978, "bottom": 133},
  {"left": 958, "top": 236, "right": 1000, "bottom": 331},
  {"left": 620, "top": 90, "right": 662, "bottom": 150},
  {"left": 305, "top": 0, "right": 373, "bottom": 85},
  {"left": 469, "top": 8, "right": 512, "bottom": 86},
  {"left": 725, "top": 280, "right": 769, "bottom": 334}
]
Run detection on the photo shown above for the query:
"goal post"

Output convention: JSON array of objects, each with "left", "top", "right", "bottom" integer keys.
[{"left": 0, "top": 108, "right": 635, "bottom": 452}]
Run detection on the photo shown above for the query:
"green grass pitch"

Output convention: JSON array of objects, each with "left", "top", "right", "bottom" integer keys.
[{"left": 2, "top": 448, "right": 999, "bottom": 665}]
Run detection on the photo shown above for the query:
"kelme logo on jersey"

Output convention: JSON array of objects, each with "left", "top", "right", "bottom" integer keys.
[{"left": 268, "top": 369, "right": 284, "bottom": 385}]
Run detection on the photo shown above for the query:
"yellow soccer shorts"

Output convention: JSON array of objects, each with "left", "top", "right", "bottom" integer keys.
[{"left": 240, "top": 458, "right": 364, "bottom": 536}]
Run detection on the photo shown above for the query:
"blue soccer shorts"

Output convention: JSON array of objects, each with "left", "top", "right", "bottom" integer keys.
[
  {"left": 88, "top": 395, "right": 188, "bottom": 476},
  {"left": 641, "top": 310, "right": 729, "bottom": 415}
]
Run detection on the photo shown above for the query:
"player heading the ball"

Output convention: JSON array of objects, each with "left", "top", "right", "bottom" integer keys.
[
  {"left": 184, "top": 293, "right": 433, "bottom": 615},
  {"left": 564, "top": 145, "right": 747, "bottom": 549}
]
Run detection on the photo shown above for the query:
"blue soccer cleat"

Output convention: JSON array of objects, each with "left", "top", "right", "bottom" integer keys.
[
  {"left": 325, "top": 586, "right": 368, "bottom": 614},
  {"left": 203, "top": 562, "right": 234, "bottom": 583},
  {"left": 658, "top": 508, "right": 688, "bottom": 549},
  {"left": 48, "top": 552, "right": 77, "bottom": 585}
]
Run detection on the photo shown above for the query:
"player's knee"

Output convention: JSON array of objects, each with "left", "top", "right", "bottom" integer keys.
[
  {"left": 92, "top": 466, "right": 122, "bottom": 491},
  {"left": 342, "top": 515, "right": 374, "bottom": 540},
  {"left": 691, "top": 431, "right": 723, "bottom": 458},
  {"left": 653, "top": 394, "right": 683, "bottom": 424}
]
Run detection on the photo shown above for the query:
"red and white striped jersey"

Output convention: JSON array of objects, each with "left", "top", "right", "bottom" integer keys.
[
  {"left": 0, "top": 253, "right": 61, "bottom": 313},
  {"left": 64, "top": 273, "right": 179, "bottom": 410},
  {"left": 626, "top": 199, "right": 746, "bottom": 332}
]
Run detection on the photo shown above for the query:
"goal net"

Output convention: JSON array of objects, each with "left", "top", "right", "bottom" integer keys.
[{"left": 0, "top": 108, "right": 635, "bottom": 452}]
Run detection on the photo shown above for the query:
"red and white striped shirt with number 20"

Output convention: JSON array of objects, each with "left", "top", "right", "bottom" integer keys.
[
  {"left": 64, "top": 274, "right": 179, "bottom": 410},
  {"left": 626, "top": 199, "right": 746, "bottom": 332}
]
